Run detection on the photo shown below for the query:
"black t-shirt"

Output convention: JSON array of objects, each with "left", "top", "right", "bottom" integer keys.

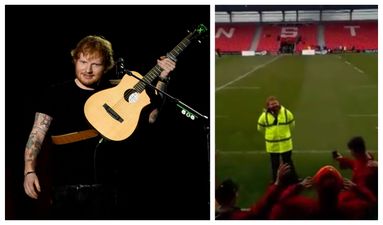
[
  {"left": 38, "top": 79, "right": 161, "bottom": 185},
  {"left": 38, "top": 80, "right": 106, "bottom": 185},
  {"left": 40, "top": 80, "right": 99, "bottom": 135}
]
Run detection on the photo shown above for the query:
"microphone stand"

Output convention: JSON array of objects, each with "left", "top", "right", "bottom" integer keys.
[
  {"left": 119, "top": 65, "right": 210, "bottom": 162},
  {"left": 120, "top": 66, "right": 208, "bottom": 120},
  {"left": 117, "top": 58, "right": 210, "bottom": 208},
  {"left": 117, "top": 58, "right": 207, "bottom": 118}
]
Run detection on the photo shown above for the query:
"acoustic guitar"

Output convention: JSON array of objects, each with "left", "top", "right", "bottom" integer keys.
[{"left": 84, "top": 24, "right": 207, "bottom": 141}]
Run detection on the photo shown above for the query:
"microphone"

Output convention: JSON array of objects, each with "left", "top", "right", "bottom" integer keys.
[
  {"left": 116, "top": 58, "right": 126, "bottom": 78},
  {"left": 116, "top": 58, "right": 134, "bottom": 77}
]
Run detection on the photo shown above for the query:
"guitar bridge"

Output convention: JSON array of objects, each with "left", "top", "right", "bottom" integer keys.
[{"left": 103, "top": 103, "right": 124, "bottom": 123}]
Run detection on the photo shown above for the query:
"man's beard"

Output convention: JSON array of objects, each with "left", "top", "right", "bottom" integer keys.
[{"left": 271, "top": 105, "right": 281, "bottom": 113}]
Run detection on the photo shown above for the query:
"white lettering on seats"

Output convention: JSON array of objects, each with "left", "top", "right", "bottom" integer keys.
[
  {"left": 344, "top": 26, "right": 360, "bottom": 36},
  {"left": 215, "top": 27, "right": 236, "bottom": 38},
  {"left": 280, "top": 27, "right": 298, "bottom": 38}
]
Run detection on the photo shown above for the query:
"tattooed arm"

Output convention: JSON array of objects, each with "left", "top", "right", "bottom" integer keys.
[{"left": 23, "top": 112, "right": 52, "bottom": 199}]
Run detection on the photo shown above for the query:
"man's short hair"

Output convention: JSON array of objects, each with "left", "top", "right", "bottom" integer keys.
[
  {"left": 71, "top": 35, "right": 115, "bottom": 73},
  {"left": 347, "top": 136, "right": 366, "bottom": 154},
  {"left": 265, "top": 96, "right": 278, "bottom": 108}
]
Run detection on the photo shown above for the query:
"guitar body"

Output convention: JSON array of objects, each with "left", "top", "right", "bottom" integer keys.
[{"left": 84, "top": 71, "right": 150, "bottom": 141}]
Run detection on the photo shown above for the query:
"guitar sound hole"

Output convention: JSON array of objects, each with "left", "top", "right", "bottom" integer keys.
[{"left": 124, "top": 89, "right": 139, "bottom": 103}]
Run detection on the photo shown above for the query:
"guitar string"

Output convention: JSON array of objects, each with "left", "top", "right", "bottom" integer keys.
[{"left": 110, "top": 65, "right": 163, "bottom": 115}]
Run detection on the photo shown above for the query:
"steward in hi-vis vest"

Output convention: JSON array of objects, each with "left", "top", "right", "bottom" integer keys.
[
  {"left": 257, "top": 105, "right": 295, "bottom": 153},
  {"left": 257, "top": 96, "right": 299, "bottom": 183}
]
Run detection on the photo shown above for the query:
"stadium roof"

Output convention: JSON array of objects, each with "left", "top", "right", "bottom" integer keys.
[{"left": 215, "top": 5, "right": 378, "bottom": 12}]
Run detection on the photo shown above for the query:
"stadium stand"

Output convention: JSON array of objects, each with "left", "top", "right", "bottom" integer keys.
[
  {"left": 257, "top": 24, "right": 318, "bottom": 53},
  {"left": 256, "top": 25, "right": 280, "bottom": 52},
  {"left": 216, "top": 5, "right": 377, "bottom": 54},
  {"left": 215, "top": 23, "right": 256, "bottom": 52},
  {"left": 215, "top": 21, "right": 377, "bottom": 53},
  {"left": 324, "top": 21, "right": 377, "bottom": 51},
  {"left": 294, "top": 24, "right": 318, "bottom": 52}
]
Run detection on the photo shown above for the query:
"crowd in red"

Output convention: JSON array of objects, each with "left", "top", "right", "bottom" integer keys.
[{"left": 216, "top": 136, "right": 378, "bottom": 220}]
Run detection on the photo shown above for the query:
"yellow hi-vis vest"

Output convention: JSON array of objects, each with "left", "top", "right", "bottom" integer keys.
[{"left": 257, "top": 106, "right": 295, "bottom": 153}]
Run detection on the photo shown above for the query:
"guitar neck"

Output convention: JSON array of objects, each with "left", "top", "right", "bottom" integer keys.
[{"left": 133, "top": 32, "right": 194, "bottom": 93}]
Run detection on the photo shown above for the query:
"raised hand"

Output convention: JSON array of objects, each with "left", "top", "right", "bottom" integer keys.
[{"left": 157, "top": 56, "right": 176, "bottom": 79}]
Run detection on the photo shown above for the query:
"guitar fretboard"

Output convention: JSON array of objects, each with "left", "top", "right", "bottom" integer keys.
[{"left": 133, "top": 32, "right": 193, "bottom": 93}]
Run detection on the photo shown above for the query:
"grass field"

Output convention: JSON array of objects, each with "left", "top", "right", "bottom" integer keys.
[{"left": 215, "top": 53, "right": 378, "bottom": 208}]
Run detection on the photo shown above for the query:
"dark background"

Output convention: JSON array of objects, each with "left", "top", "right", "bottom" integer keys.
[{"left": 5, "top": 5, "right": 210, "bottom": 219}]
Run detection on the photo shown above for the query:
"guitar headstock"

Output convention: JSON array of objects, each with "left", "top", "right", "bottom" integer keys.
[
  {"left": 188, "top": 24, "right": 208, "bottom": 43},
  {"left": 166, "top": 24, "right": 208, "bottom": 61}
]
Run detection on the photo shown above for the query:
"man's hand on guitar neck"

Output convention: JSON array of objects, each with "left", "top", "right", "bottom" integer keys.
[
  {"left": 149, "top": 56, "right": 176, "bottom": 124},
  {"left": 157, "top": 56, "right": 176, "bottom": 80}
]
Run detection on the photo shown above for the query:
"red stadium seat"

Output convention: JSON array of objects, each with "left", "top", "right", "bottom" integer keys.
[
  {"left": 256, "top": 24, "right": 318, "bottom": 53},
  {"left": 215, "top": 21, "right": 377, "bottom": 53},
  {"left": 324, "top": 21, "right": 377, "bottom": 51},
  {"left": 256, "top": 25, "right": 280, "bottom": 53},
  {"left": 295, "top": 24, "right": 318, "bottom": 51},
  {"left": 215, "top": 23, "right": 257, "bottom": 52}
]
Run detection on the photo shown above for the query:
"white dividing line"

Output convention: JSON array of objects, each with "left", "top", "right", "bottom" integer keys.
[
  {"left": 216, "top": 150, "right": 377, "bottom": 154},
  {"left": 353, "top": 66, "right": 365, "bottom": 74},
  {"left": 349, "top": 84, "right": 377, "bottom": 89},
  {"left": 342, "top": 59, "right": 365, "bottom": 74},
  {"left": 216, "top": 55, "right": 282, "bottom": 92},
  {"left": 347, "top": 114, "right": 378, "bottom": 117},
  {"left": 223, "top": 86, "right": 261, "bottom": 90}
]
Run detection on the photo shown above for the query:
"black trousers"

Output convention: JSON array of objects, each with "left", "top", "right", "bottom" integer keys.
[
  {"left": 49, "top": 184, "right": 116, "bottom": 219},
  {"left": 269, "top": 151, "right": 299, "bottom": 184}
]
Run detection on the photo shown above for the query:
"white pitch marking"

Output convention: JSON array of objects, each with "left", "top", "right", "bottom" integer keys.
[
  {"left": 353, "top": 66, "right": 365, "bottom": 74},
  {"left": 216, "top": 55, "right": 282, "bottom": 92},
  {"left": 216, "top": 150, "right": 377, "bottom": 154},
  {"left": 223, "top": 86, "right": 261, "bottom": 90},
  {"left": 342, "top": 59, "right": 366, "bottom": 74},
  {"left": 349, "top": 84, "right": 376, "bottom": 89},
  {"left": 347, "top": 114, "right": 378, "bottom": 117}
]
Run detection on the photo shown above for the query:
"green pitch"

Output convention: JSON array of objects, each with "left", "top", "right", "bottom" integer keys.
[{"left": 215, "top": 53, "right": 378, "bottom": 208}]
